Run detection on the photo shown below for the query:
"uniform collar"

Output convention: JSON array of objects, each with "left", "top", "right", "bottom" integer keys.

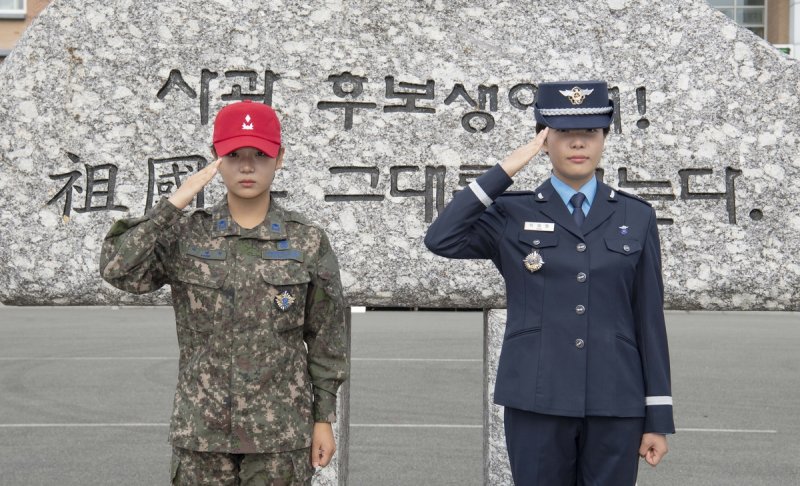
[
  {"left": 532, "top": 178, "right": 618, "bottom": 239},
  {"left": 210, "top": 196, "right": 289, "bottom": 241},
  {"left": 582, "top": 181, "right": 618, "bottom": 235},
  {"left": 549, "top": 173, "right": 598, "bottom": 209}
]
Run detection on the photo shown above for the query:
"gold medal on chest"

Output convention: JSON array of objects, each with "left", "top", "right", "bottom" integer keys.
[{"left": 523, "top": 250, "right": 544, "bottom": 273}]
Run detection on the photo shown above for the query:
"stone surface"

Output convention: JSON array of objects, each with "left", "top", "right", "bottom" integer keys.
[
  {"left": 484, "top": 309, "right": 512, "bottom": 486},
  {"left": 1, "top": 0, "right": 799, "bottom": 309}
]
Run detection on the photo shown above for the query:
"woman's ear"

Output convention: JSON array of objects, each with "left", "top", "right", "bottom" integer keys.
[{"left": 275, "top": 147, "right": 285, "bottom": 170}]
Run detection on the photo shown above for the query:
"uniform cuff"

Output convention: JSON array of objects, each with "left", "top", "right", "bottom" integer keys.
[
  {"left": 313, "top": 388, "right": 338, "bottom": 423},
  {"left": 644, "top": 404, "right": 675, "bottom": 434},
  {"left": 149, "top": 197, "right": 183, "bottom": 228},
  {"left": 469, "top": 164, "right": 514, "bottom": 206}
]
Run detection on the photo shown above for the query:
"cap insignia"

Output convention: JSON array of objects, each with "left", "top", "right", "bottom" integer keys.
[
  {"left": 242, "top": 114, "right": 254, "bottom": 131},
  {"left": 559, "top": 87, "right": 594, "bottom": 106}
]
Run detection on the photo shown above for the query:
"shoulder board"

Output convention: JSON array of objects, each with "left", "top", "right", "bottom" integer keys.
[
  {"left": 614, "top": 189, "right": 652, "bottom": 207},
  {"left": 284, "top": 210, "right": 313, "bottom": 226},
  {"left": 187, "top": 206, "right": 213, "bottom": 215}
]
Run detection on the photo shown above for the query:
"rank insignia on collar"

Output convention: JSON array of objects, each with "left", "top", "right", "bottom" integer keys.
[
  {"left": 275, "top": 291, "right": 295, "bottom": 311},
  {"left": 524, "top": 250, "right": 545, "bottom": 273},
  {"left": 559, "top": 87, "right": 594, "bottom": 105},
  {"left": 619, "top": 225, "right": 629, "bottom": 235}
]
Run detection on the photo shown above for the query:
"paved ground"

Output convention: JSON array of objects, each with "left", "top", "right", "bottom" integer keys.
[{"left": 0, "top": 307, "right": 798, "bottom": 485}]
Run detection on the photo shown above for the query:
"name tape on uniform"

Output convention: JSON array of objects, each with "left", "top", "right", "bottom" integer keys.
[{"left": 524, "top": 222, "right": 555, "bottom": 232}]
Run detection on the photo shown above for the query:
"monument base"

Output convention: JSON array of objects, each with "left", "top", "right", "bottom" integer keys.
[{"left": 483, "top": 309, "right": 512, "bottom": 486}]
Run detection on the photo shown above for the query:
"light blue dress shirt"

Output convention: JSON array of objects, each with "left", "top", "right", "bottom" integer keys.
[{"left": 550, "top": 174, "right": 597, "bottom": 217}]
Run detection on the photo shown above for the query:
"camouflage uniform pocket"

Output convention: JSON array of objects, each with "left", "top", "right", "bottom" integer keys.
[
  {"left": 260, "top": 263, "right": 311, "bottom": 332},
  {"left": 170, "top": 447, "right": 238, "bottom": 485},
  {"left": 288, "top": 447, "right": 315, "bottom": 486},
  {"left": 172, "top": 246, "right": 229, "bottom": 334}
]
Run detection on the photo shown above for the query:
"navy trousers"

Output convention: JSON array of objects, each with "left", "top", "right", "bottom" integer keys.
[{"left": 504, "top": 407, "right": 644, "bottom": 486}]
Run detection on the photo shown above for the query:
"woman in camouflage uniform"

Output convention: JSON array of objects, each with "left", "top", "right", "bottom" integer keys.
[{"left": 100, "top": 101, "right": 348, "bottom": 485}]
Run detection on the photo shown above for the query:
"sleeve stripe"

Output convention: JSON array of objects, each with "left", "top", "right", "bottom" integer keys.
[
  {"left": 469, "top": 181, "right": 492, "bottom": 208},
  {"left": 646, "top": 396, "right": 673, "bottom": 406}
]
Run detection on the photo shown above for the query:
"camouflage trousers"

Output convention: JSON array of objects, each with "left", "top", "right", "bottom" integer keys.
[{"left": 170, "top": 446, "right": 315, "bottom": 486}]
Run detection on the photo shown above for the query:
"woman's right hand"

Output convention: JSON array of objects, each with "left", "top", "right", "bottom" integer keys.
[
  {"left": 167, "top": 158, "right": 222, "bottom": 210},
  {"left": 500, "top": 127, "right": 549, "bottom": 178}
]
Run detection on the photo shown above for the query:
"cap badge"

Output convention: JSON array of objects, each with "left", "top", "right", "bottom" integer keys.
[
  {"left": 523, "top": 250, "right": 545, "bottom": 273},
  {"left": 275, "top": 290, "right": 295, "bottom": 311},
  {"left": 559, "top": 87, "right": 594, "bottom": 106},
  {"left": 242, "top": 114, "right": 254, "bottom": 131}
]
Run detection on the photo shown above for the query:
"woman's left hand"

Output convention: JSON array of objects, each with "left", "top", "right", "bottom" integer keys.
[
  {"left": 311, "top": 422, "right": 336, "bottom": 468},
  {"left": 639, "top": 432, "right": 669, "bottom": 466}
]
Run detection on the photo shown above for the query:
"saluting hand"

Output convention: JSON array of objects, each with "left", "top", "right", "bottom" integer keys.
[
  {"left": 311, "top": 422, "right": 336, "bottom": 468},
  {"left": 167, "top": 158, "right": 222, "bottom": 210},
  {"left": 500, "top": 127, "right": 549, "bottom": 178},
  {"left": 639, "top": 432, "right": 669, "bottom": 466}
]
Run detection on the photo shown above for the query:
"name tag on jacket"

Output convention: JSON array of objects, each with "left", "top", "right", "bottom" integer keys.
[
  {"left": 524, "top": 222, "right": 555, "bottom": 232},
  {"left": 262, "top": 249, "right": 304, "bottom": 262},
  {"left": 185, "top": 246, "right": 227, "bottom": 260}
]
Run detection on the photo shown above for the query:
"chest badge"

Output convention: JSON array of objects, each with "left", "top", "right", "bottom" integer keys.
[
  {"left": 523, "top": 250, "right": 545, "bottom": 273},
  {"left": 275, "top": 290, "right": 295, "bottom": 311},
  {"left": 619, "top": 225, "right": 629, "bottom": 235}
]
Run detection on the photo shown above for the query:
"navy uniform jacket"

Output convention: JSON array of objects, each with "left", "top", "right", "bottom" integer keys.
[{"left": 425, "top": 164, "right": 675, "bottom": 434}]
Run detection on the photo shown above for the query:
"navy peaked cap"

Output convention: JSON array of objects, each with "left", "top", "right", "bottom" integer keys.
[{"left": 534, "top": 80, "right": 614, "bottom": 130}]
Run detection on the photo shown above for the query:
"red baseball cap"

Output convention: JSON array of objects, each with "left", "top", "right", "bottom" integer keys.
[{"left": 213, "top": 100, "right": 281, "bottom": 157}]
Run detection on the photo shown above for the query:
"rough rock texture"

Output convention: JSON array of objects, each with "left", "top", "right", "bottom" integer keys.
[
  {"left": 1, "top": 0, "right": 799, "bottom": 309},
  {"left": 484, "top": 309, "right": 512, "bottom": 486}
]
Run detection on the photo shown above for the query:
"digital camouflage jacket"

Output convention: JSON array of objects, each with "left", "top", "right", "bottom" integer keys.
[{"left": 100, "top": 197, "right": 348, "bottom": 453}]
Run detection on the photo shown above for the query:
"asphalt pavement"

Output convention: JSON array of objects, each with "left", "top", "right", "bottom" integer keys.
[{"left": 0, "top": 307, "right": 797, "bottom": 485}]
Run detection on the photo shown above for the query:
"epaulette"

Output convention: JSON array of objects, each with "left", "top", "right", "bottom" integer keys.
[
  {"left": 284, "top": 210, "right": 313, "bottom": 226},
  {"left": 614, "top": 188, "right": 652, "bottom": 207},
  {"left": 187, "top": 206, "right": 213, "bottom": 218},
  {"left": 498, "top": 190, "right": 536, "bottom": 197}
]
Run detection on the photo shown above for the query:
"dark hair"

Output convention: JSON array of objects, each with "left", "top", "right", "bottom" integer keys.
[{"left": 536, "top": 123, "right": 610, "bottom": 136}]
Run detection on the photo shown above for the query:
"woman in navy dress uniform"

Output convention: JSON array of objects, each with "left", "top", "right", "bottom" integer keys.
[{"left": 425, "top": 80, "right": 674, "bottom": 486}]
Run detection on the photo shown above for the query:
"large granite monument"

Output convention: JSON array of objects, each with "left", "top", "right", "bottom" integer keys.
[
  {"left": 1, "top": 0, "right": 799, "bottom": 484},
  {"left": 1, "top": 0, "right": 798, "bottom": 310}
]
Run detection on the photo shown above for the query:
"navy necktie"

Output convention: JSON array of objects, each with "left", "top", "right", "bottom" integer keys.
[{"left": 570, "top": 192, "right": 586, "bottom": 228}]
